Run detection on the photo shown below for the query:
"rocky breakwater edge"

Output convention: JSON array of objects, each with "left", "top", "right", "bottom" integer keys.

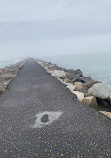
[
  {"left": 35, "top": 59, "right": 111, "bottom": 119},
  {"left": 0, "top": 60, "right": 25, "bottom": 95}
]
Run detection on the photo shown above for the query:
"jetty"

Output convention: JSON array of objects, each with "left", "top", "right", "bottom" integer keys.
[{"left": 0, "top": 59, "right": 111, "bottom": 158}]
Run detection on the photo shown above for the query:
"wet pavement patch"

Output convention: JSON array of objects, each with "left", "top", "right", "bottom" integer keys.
[
  {"left": 32, "top": 111, "right": 62, "bottom": 128},
  {"left": 41, "top": 114, "right": 49, "bottom": 123}
]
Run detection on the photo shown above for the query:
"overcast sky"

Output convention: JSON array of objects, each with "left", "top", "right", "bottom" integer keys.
[{"left": 0, "top": 0, "right": 111, "bottom": 58}]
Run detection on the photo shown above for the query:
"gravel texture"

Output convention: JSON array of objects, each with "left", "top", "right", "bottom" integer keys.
[{"left": 0, "top": 59, "right": 111, "bottom": 158}]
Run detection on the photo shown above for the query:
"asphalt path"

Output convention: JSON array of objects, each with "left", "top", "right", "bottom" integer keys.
[{"left": 0, "top": 59, "right": 111, "bottom": 158}]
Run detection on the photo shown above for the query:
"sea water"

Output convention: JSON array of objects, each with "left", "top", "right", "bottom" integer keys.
[
  {"left": 42, "top": 53, "right": 111, "bottom": 84},
  {"left": 0, "top": 58, "right": 23, "bottom": 68}
]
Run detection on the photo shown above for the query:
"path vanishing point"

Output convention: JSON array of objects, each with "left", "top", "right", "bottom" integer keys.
[{"left": 0, "top": 59, "right": 111, "bottom": 158}]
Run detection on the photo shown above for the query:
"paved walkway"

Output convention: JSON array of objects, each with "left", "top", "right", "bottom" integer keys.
[{"left": 0, "top": 59, "right": 111, "bottom": 158}]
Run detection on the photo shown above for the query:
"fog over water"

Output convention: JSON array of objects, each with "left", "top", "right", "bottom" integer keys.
[
  {"left": 0, "top": 0, "right": 111, "bottom": 59},
  {"left": 0, "top": 1, "right": 111, "bottom": 82}
]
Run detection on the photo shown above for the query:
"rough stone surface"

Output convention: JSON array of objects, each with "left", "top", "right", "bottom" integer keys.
[
  {"left": 82, "top": 96, "right": 98, "bottom": 108},
  {"left": 77, "top": 76, "right": 94, "bottom": 84},
  {"left": 88, "top": 82, "right": 111, "bottom": 100},
  {"left": 74, "top": 69, "right": 83, "bottom": 77},
  {"left": 0, "top": 89, "right": 3, "bottom": 95},
  {"left": 67, "top": 72, "right": 79, "bottom": 82},
  {"left": 0, "top": 70, "right": 4, "bottom": 76},
  {"left": 64, "top": 78, "right": 71, "bottom": 83},
  {"left": 74, "top": 82, "right": 88, "bottom": 93},
  {"left": 66, "top": 85, "right": 75, "bottom": 92},
  {"left": 1, "top": 74, "right": 15, "bottom": 80},
  {"left": 87, "top": 80, "right": 101, "bottom": 88},
  {"left": 0, "top": 76, "right": 5, "bottom": 82},
  {"left": 73, "top": 91, "right": 84, "bottom": 102},
  {"left": 1, "top": 59, "right": 111, "bottom": 158},
  {"left": 47, "top": 64, "right": 58, "bottom": 71},
  {"left": 51, "top": 70, "right": 67, "bottom": 79}
]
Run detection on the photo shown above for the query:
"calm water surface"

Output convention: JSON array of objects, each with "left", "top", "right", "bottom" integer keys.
[
  {"left": 0, "top": 58, "right": 23, "bottom": 68},
  {"left": 42, "top": 53, "right": 111, "bottom": 84}
]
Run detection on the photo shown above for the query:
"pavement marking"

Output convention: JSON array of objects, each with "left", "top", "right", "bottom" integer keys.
[{"left": 32, "top": 111, "right": 62, "bottom": 128}]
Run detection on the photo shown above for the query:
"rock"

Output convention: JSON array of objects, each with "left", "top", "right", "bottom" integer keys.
[
  {"left": 66, "top": 85, "right": 75, "bottom": 92},
  {"left": 51, "top": 70, "right": 67, "bottom": 79},
  {"left": 41, "top": 114, "right": 49, "bottom": 123},
  {"left": 99, "top": 111, "right": 111, "bottom": 119},
  {"left": 73, "top": 91, "right": 84, "bottom": 102},
  {"left": 11, "top": 67, "right": 19, "bottom": 74},
  {"left": 74, "top": 82, "right": 88, "bottom": 90},
  {"left": 88, "top": 82, "right": 111, "bottom": 101},
  {"left": 67, "top": 72, "right": 79, "bottom": 83},
  {"left": 0, "top": 82, "right": 5, "bottom": 93},
  {"left": 2, "top": 67, "right": 11, "bottom": 74},
  {"left": 47, "top": 64, "right": 59, "bottom": 71},
  {"left": 1, "top": 74, "right": 15, "bottom": 80},
  {"left": 86, "top": 80, "right": 101, "bottom": 88},
  {"left": 109, "top": 96, "right": 111, "bottom": 105},
  {"left": 77, "top": 76, "right": 94, "bottom": 84},
  {"left": 64, "top": 78, "right": 71, "bottom": 83},
  {"left": 73, "top": 82, "right": 88, "bottom": 93},
  {"left": 0, "top": 89, "right": 3, "bottom": 95},
  {"left": 84, "top": 93, "right": 94, "bottom": 97},
  {"left": 82, "top": 96, "right": 98, "bottom": 108},
  {"left": 3, "top": 81, "right": 10, "bottom": 89},
  {"left": 0, "top": 76, "right": 5, "bottom": 82},
  {"left": 0, "top": 69, "right": 4, "bottom": 75},
  {"left": 74, "top": 69, "right": 83, "bottom": 77}
]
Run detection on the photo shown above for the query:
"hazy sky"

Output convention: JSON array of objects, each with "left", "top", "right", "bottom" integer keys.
[{"left": 0, "top": 0, "right": 111, "bottom": 58}]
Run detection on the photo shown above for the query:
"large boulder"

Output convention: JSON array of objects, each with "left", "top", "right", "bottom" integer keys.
[
  {"left": 0, "top": 82, "right": 5, "bottom": 94},
  {"left": 1, "top": 74, "right": 15, "bottom": 81},
  {"left": 67, "top": 72, "right": 79, "bottom": 83},
  {"left": 0, "top": 69, "right": 5, "bottom": 75},
  {"left": 51, "top": 70, "right": 67, "bottom": 79},
  {"left": 82, "top": 96, "right": 98, "bottom": 108},
  {"left": 0, "top": 75, "right": 5, "bottom": 82},
  {"left": 0, "top": 89, "right": 4, "bottom": 95},
  {"left": 87, "top": 80, "right": 101, "bottom": 88},
  {"left": 74, "top": 82, "right": 88, "bottom": 93},
  {"left": 47, "top": 64, "right": 58, "bottom": 71},
  {"left": 64, "top": 78, "right": 71, "bottom": 83},
  {"left": 88, "top": 82, "right": 111, "bottom": 101},
  {"left": 77, "top": 76, "right": 94, "bottom": 84},
  {"left": 73, "top": 91, "right": 84, "bottom": 102},
  {"left": 74, "top": 69, "right": 83, "bottom": 77},
  {"left": 66, "top": 85, "right": 75, "bottom": 92}
]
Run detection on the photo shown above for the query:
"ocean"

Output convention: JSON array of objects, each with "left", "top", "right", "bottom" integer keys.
[
  {"left": 42, "top": 53, "right": 111, "bottom": 84},
  {"left": 0, "top": 58, "right": 23, "bottom": 68}
]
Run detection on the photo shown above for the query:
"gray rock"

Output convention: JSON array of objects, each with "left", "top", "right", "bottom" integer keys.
[
  {"left": 73, "top": 82, "right": 88, "bottom": 93},
  {"left": 0, "top": 75, "right": 5, "bottom": 82},
  {"left": 74, "top": 69, "right": 83, "bottom": 77},
  {"left": 87, "top": 80, "right": 101, "bottom": 88},
  {"left": 82, "top": 96, "right": 98, "bottom": 108},
  {"left": 1, "top": 74, "right": 15, "bottom": 80},
  {"left": 88, "top": 82, "right": 111, "bottom": 100},
  {"left": 0, "top": 70, "right": 4, "bottom": 76},
  {"left": 77, "top": 76, "right": 94, "bottom": 84},
  {"left": 51, "top": 70, "right": 67, "bottom": 79},
  {"left": 67, "top": 72, "right": 79, "bottom": 83}
]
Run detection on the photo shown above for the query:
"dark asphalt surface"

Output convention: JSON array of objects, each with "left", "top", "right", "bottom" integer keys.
[{"left": 0, "top": 59, "right": 111, "bottom": 158}]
